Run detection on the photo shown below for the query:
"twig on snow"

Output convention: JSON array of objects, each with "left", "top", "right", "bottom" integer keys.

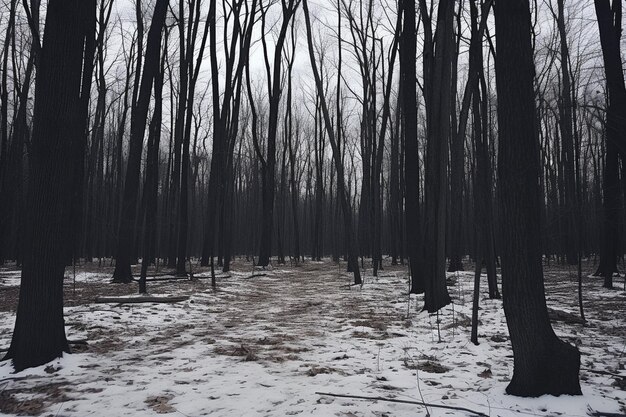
[
  {"left": 244, "top": 273, "right": 267, "bottom": 279},
  {"left": 314, "top": 392, "right": 489, "bottom": 417},
  {"left": 582, "top": 368, "right": 626, "bottom": 379},
  {"left": 94, "top": 295, "right": 190, "bottom": 304}
]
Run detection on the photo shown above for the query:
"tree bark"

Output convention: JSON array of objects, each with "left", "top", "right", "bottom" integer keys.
[
  {"left": 422, "top": 0, "right": 453, "bottom": 312},
  {"left": 401, "top": 0, "right": 425, "bottom": 295},
  {"left": 139, "top": 34, "right": 167, "bottom": 294},
  {"left": 494, "top": 0, "right": 581, "bottom": 396},
  {"left": 593, "top": 0, "right": 626, "bottom": 284},
  {"left": 3, "top": 0, "right": 95, "bottom": 372}
]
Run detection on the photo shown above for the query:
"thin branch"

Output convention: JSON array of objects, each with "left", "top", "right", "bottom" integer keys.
[{"left": 315, "top": 392, "right": 489, "bottom": 417}]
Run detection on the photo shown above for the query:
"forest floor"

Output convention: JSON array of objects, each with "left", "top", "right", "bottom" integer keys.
[{"left": 0, "top": 259, "right": 624, "bottom": 416}]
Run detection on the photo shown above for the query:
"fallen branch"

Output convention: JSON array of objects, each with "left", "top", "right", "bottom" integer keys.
[
  {"left": 315, "top": 392, "right": 488, "bottom": 417},
  {"left": 136, "top": 271, "right": 178, "bottom": 277},
  {"left": 94, "top": 296, "right": 190, "bottom": 304},
  {"left": 589, "top": 412, "right": 626, "bottom": 417},
  {"left": 582, "top": 368, "right": 626, "bottom": 379},
  {"left": 194, "top": 274, "right": 231, "bottom": 280},
  {"left": 244, "top": 273, "right": 267, "bottom": 279},
  {"left": 132, "top": 276, "right": 190, "bottom": 283}
]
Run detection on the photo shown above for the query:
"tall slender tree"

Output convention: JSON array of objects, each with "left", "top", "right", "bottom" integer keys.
[
  {"left": 554, "top": 0, "right": 578, "bottom": 266},
  {"left": 400, "top": 0, "right": 424, "bottom": 295},
  {"left": 302, "top": 0, "right": 361, "bottom": 284},
  {"left": 111, "top": 0, "right": 169, "bottom": 283},
  {"left": 593, "top": 0, "right": 626, "bottom": 287},
  {"left": 201, "top": 0, "right": 258, "bottom": 281},
  {"left": 254, "top": 0, "right": 301, "bottom": 267},
  {"left": 139, "top": 30, "right": 168, "bottom": 294},
  {"left": 421, "top": 0, "right": 453, "bottom": 312}
]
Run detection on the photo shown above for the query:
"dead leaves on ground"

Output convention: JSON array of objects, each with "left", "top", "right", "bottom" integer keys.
[{"left": 145, "top": 394, "right": 176, "bottom": 414}]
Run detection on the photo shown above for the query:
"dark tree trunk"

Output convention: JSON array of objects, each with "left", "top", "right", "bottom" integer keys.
[
  {"left": 479, "top": 72, "right": 499, "bottom": 299},
  {"left": 467, "top": 0, "right": 499, "bottom": 299},
  {"left": 84, "top": 0, "right": 114, "bottom": 263},
  {"left": 3, "top": 0, "right": 95, "bottom": 372},
  {"left": 332, "top": 0, "right": 343, "bottom": 266},
  {"left": 112, "top": 35, "right": 135, "bottom": 262},
  {"left": 596, "top": 134, "right": 621, "bottom": 288},
  {"left": 313, "top": 102, "right": 324, "bottom": 261},
  {"left": 389, "top": 89, "right": 402, "bottom": 266},
  {"left": 112, "top": 0, "right": 169, "bottom": 283},
  {"left": 0, "top": 0, "right": 15, "bottom": 265},
  {"left": 172, "top": 0, "right": 190, "bottom": 275},
  {"left": 0, "top": 48, "right": 34, "bottom": 266},
  {"left": 201, "top": 0, "right": 223, "bottom": 274},
  {"left": 286, "top": 30, "right": 300, "bottom": 264},
  {"left": 555, "top": 0, "right": 578, "bottom": 266},
  {"left": 593, "top": 0, "right": 626, "bottom": 284},
  {"left": 176, "top": 0, "right": 210, "bottom": 276},
  {"left": 447, "top": 0, "right": 464, "bottom": 273},
  {"left": 256, "top": 0, "right": 299, "bottom": 267},
  {"left": 401, "top": 0, "right": 425, "bottom": 295},
  {"left": 422, "top": 0, "right": 453, "bottom": 312},
  {"left": 202, "top": 0, "right": 257, "bottom": 275},
  {"left": 139, "top": 35, "right": 167, "bottom": 294},
  {"left": 372, "top": 12, "right": 400, "bottom": 276},
  {"left": 303, "top": 0, "right": 361, "bottom": 285},
  {"left": 494, "top": 0, "right": 581, "bottom": 397}
]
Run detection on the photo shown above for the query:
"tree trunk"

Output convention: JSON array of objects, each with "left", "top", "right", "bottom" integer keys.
[
  {"left": 593, "top": 0, "right": 626, "bottom": 283},
  {"left": 303, "top": 0, "right": 361, "bottom": 284},
  {"left": 256, "top": 0, "right": 299, "bottom": 267},
  {"left": 422, "top": 0, "right": 453, "bottom": 312},
  {"left": 494, "top": 0, "right": 581, "bottom": 397},
  {"left": 555, "top": 0, "right": 578, "bottom": 266},
  {"left": 468, "top": 0, "right": 499, "bottom": 299},
  {"left": 286, "top": 31, "right": 300, "bottom": 264},
  {"left": 0, "top": 0, "right": 15, "bottom": 265},
  {"left": 401, "top": 0, "right": 425, "bottom": 295},
  {"left": 447, "top": 0, "right": 464, "bottom": 273},
  {"left": 139, "top": 36, "right": 167, "bottom": 294},
  {"left": 112, "top": 0, "right": 169, "bottom": 283},
  {"left": 3, "top": 0, "right": 95, "bottom": 372}
]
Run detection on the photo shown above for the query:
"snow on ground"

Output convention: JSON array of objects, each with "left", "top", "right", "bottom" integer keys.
[
  {"left": 0, "top": 267, "right": 110, "bottom": 288},
  {"left": 0, "top": 260, "right": 624, "bottom": 416}
]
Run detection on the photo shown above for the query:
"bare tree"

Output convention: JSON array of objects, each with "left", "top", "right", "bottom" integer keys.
[
  {"left": 303, "top": 0, "right": 361, "bottom": 284},
  {"left": 139, "top": 29, "right": 169, "bottom": 294},
  {"left": 400, "top": 0, "right": 424, "bottom": 295},
  {"left": 494, "top": 0, "right": 581, "bottom": 396},
  {"left": 593, "top": 0, "right": 626, "bottom": 287},
  {"left": 420, "top": 0, "right": 453, "bottom": 312},
  {"left": 252, "top": 0, "right": 300, "bottom": 267},
  {"left": 3, "top": 0, "right": 96, "bottom": 371},
  {"left": 111, "top": 0, "right": 170, "bottom": 283}
]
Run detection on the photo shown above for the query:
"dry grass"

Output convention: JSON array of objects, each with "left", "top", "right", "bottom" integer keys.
[{"left": 0, "top": 381, "right": 69, "bottom": 416}]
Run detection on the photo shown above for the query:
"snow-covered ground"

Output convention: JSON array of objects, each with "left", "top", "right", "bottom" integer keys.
[
  {"left": 0, "top": 260, "right": 624, "bottom": 416},
  {"left": 0, "top": 270, "right": 110, "bottom": 289}
]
